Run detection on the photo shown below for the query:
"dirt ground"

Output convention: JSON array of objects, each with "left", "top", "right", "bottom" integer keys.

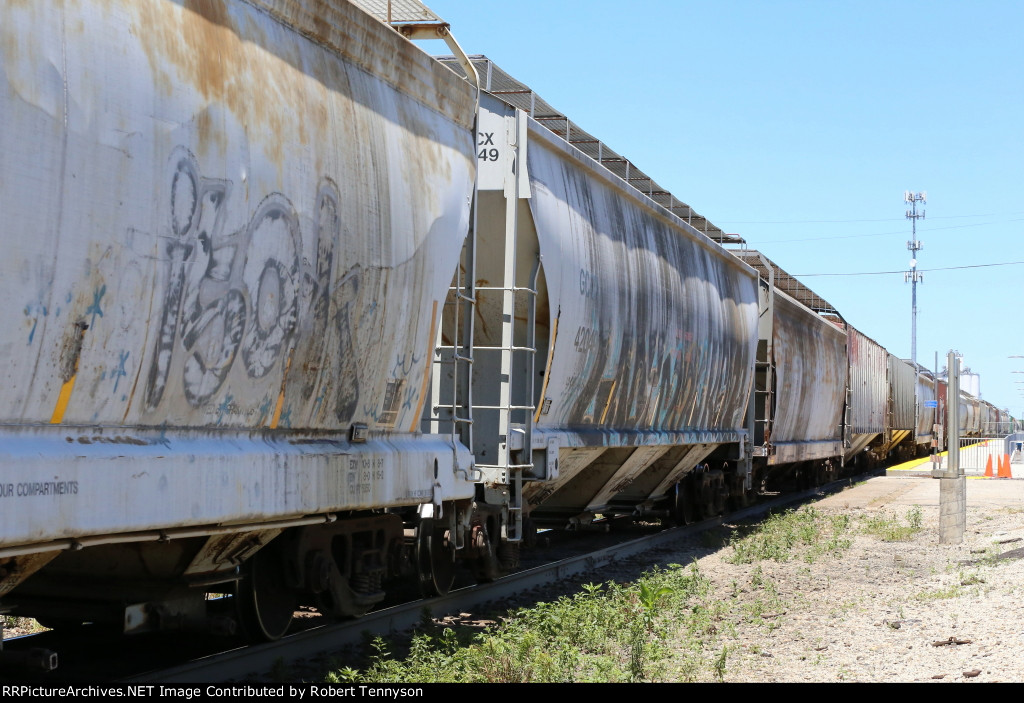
[{"left": 663, "top": 475, "right": 1024, "bottom": 683}]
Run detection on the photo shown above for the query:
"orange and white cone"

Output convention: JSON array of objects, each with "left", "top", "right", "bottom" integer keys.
[{"left": 999, "top": 454, "right": 1013, "bottom": 479}]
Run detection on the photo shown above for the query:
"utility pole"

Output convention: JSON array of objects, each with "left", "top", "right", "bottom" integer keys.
[{"left": 905, "top": 191, "right": 926, "bottom": 441}]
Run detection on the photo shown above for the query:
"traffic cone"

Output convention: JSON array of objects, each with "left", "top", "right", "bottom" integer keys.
[
  {"left": 985, "top": 455, "right": 994, "bottom": 477},
  {"left": 999, "top": 454, "right": 1012, "bottom": 479}
]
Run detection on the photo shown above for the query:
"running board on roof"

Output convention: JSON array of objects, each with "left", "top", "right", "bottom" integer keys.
[
  {"left": 352, "top": 1, "right": 480, "bottom": 90},
  {"left": 435, "top": 55, "right": 744, "bottom": 247},
  {"left": 732, "top": 250, "right": 842, "bottom": 318}
]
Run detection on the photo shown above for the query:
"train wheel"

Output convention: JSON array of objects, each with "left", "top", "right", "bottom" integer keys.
[
  {"left": 416, "top": 518, "right": 455, "bottom": 598},
  {"left": 729, "top": 474, "right": 751, "bottom": 510},
  {"left": 235, "top": 542, "right": 296, "bottom": 642},
  {"left": 714, "top": 472, "right": 729, "bottom": 515},
  {"left": 698, "top": 470, "right": 724, "bottom": 518},
  {"left": 671, "top": 481, "right": 694, "bottom": 525},
  {"left": 470, "top": 522, "right": 502, "bottom": 583},
  {"left": 693, "top": 473, "right": 711, "bottom": 520},
  {"left": 813, "top": 463, "right": 826, "bottom": 486}
]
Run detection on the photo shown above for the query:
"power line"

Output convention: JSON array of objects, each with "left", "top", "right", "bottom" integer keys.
[
  {"left": 754, "top": 217, "right": 1024, "bottom": 244},
  {"left": 719, "top": 211, "right": 1024, "bottom": 225},
  {"left": 793, "top": 260, "right": 1024, "bottom": 277}
]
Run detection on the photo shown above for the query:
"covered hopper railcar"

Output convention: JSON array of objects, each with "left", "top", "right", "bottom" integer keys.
[
  {"left": 493, "top": 96, "right": 760, "bottom": 530},
  {"left": 0, "top": 0, "right": 480, "bottom": 641},
  {"left": 733, "top": 251, "right": 847, "bottom": 489}
]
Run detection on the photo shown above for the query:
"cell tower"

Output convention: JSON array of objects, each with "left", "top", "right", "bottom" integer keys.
[{"left": 905, "top": 190, "right": 926, "bottom": 433}]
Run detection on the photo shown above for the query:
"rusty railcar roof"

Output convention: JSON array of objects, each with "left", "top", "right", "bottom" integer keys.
[
  {"left": 733, "top": 250, "right": 842, "bottom": 318},
  {"left": 434, "top": 55, "right": 742, "bottom": 246}
]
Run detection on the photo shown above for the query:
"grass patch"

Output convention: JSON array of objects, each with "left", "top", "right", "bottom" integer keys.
[
  {"left": 914, "top": 583, "right": 963, "bottom": 601},
  {"left": 861, "top": 506, "right": 923, "bottom": 542},
  {"left": 727, "top": 507, "right": 852, "bottom": 564},
  {"left": 960, "top": 572, "right": 985, "bottom": 586},
  {"left": 327, "top": 503, "right": 867, "bottom": 683},
  {"left": 329, "top": 563, "right": 734, "bottom": 683},
  {"left": 743, "top": 567, "right": 786, "bottom": 627}
]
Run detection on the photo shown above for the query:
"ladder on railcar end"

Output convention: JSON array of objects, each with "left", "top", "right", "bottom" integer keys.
[
  {"left": 841, "top": 383, "right": 852, "bottom": 470},
  {"left": 753, "top": 359, "right": 775, "bottom": 457},
  {"left": 469, "top": 101, "right": 536, "bottom": 543},
  {"left": 751, "top": 273, "right": 774, "bottom": 461},
  {"left": 472, "top": 259, "right": 538, "bottom": 543},
  {"left": 429, "top": 202, "right": 477, "bottom": 473},
  {"left": 885, "top": 368, "right": 895, "bottom": 452}
]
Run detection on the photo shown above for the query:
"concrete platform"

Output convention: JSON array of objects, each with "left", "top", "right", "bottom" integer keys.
[
  {"left": 817, "top": 473, "right": 1024, "bottom": 512},
  {"left": 886, "top": 440, "right": 1023, "bottom": 479}
]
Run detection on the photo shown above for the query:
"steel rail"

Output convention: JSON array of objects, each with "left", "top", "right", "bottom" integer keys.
[{"left": 124, "top": 477, "right": 859, "bottom": 683}]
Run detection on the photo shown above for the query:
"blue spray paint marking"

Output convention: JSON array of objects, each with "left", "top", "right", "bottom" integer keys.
[
  {"left": 156, "top": 423, "right": 171, "bottom": 448},
  {"left": 112, "top": 350, "right": 130, "bottom": 393},
  {"left": 24, "top": 303, "right": 48, "bottom": 345},
  {"left": 257, "top": 395, "right": 274, "bottom": 423},
  {"left": 362, "top": 300, "right": 378, "bottom": 320},
  {"left": 277, "top": 407, "right": 293, "bottom": 428},
  {"left": 216, "top": 394, "right": 234, "bottom": 424},
  {"left": 86, "top": 285, "right": 107, "bottom": 329},
  {"left": 402, "top": 384, "right": 417, "bottom": 411},
  {"left": 56, "top": 292, "right": 71, "bottom": 318},
  {"left": 391, "top": 351, "right": 421, "bottom": 378},
  {"left": 311, "top": 391, "right": 326, "bottom": 416}
]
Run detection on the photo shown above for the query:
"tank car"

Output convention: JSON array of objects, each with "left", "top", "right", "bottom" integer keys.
[{"left": 0, "top": 0, "right": 481, "bottom": 644}]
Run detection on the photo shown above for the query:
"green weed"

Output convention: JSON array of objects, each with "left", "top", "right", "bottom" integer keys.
[
  {"left": 329, "top": 561, "right": 751, "bottom": 683},
  {"left": 914, "top": 583, "right": 963, "bottom": 601},
  {"left": 862, "top": 506, "right": 924, "bottom": 542},
  {"left": 728, "top": 507, "right": 852, "bottom": 564}
]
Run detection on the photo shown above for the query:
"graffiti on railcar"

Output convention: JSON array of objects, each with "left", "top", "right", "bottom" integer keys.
[
  {"left": 292, "top": 182, "right": 361, "bottom": 424},
  {"left": 144, "top": 148, "right": 365, "bottom": 424}
]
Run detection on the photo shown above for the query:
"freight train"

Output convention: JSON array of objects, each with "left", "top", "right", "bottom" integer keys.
[{"left": 0, "top": 0, "right": 1017, "bottom": 661}]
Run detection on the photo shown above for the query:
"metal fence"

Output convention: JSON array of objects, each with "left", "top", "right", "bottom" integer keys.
[
  {"left": 940, "top": 437, "right": 1022, "bottom": 476},
  {"left": 1009, "top": 433, "right": 1024, "bottom": 465},
  {"left": 957, "top": 438, "right": 1007, "bottom": 474},
  {"left": 926, "top": 434, "right": 1023, "bottom": 477}
]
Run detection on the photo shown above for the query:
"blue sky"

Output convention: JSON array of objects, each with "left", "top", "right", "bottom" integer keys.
[{"left": 420, "top": 0, "right": 1024, "bottom": 415}]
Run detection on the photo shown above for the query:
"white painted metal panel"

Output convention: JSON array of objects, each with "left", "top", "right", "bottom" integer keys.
[
  {"left": 0, "top": 429, "right": 471, "bottom": 550},
  {"left": 526, "top": 127, "right": 759, "bottom": 444},
  {"left": 847, "top": 327, "right": 888, "bottom": 435},
  {"left": 0, "top": 0, "right": 477, "bottom": 549},
  {"left": 888, "top": 354, "right": 917, "bottom": 431},
  {"left": 770, "top": 291, "right": 846, "bottom": 457}
]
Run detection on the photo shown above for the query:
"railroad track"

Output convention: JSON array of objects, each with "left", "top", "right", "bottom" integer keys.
[{"left": 117, "top": 476, "right": 862, "bottom": 683}]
